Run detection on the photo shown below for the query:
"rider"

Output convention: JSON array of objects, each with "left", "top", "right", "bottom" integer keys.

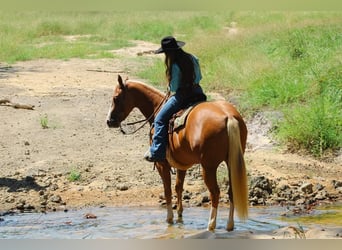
[{"left": 144, "top": 36, "right": 206, "bottom": 162}]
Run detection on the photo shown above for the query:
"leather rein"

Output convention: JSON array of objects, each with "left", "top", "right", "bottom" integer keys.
[{"left": 119, "top": 91, "right": 170, "bottom": 135}]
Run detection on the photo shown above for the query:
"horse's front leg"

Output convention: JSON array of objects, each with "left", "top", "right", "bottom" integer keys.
[
  {"left": 175, "top": 169, "right": 186, "bottom": 222},
  {"left": 156, "top": 162, "right": 174, "bottom": 224}
]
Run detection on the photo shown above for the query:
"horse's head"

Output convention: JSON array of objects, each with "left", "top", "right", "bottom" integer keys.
[{"left": 106, "top": 75, "right": 132, "bottom": 128}]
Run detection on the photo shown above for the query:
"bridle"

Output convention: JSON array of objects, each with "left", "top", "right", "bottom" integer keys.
[{"left": 119, "top": 91, "right": 171, "bottom": 135}]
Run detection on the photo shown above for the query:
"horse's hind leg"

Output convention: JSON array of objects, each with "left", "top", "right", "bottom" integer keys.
[
  {"left": 227, "top": 165, "right": 235, "bottom": 231},
  {"left": 175, "top": 169, "right": 186, "bottom": 222},
  {"left": 202, "top": 165, "right": 220, "bottom": 231}
]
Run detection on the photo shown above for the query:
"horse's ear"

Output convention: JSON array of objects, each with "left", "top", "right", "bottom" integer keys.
[{"left": 117, "top": 75, "right": 125, "bottom": 90}]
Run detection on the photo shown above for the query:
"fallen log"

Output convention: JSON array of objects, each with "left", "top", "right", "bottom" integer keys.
[
  {"left": 86, "top": 69, "right": 127, "bottom": 73},
  {"left": 0, "top": 99, "right": 35, "bottom": 110}
]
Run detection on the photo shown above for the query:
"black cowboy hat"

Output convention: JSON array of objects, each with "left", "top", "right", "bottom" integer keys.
[{"left": 155, "top": 36, "right": 185, "bottom": 54}]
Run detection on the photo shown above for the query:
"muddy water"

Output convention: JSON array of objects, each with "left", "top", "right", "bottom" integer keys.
[{"left": 0, "top": 205, "right": 340, "bottom": 239}]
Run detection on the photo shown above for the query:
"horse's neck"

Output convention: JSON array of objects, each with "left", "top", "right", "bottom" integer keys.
[{"left": 129, "top": 81, "right": 165, "bottom": 122}]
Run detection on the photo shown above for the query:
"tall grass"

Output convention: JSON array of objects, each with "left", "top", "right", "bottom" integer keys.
[
  {"left": 0, "top": 11, "right": 223, "bottom": 63},
  {"left": 276, "top": 66, "right": 342, "bottom": 156},
  {"left": 1, "top": 11, "right": 341, "bottom": 157}
]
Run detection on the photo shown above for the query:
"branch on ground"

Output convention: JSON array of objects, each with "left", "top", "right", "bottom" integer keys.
[{"left": 0, "top": 99, "right": 35, "bottom": 110}]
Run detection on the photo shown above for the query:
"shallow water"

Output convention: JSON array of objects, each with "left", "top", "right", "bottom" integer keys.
[{"left": 0, "top": 205, "right": 339, "bottom": 239}]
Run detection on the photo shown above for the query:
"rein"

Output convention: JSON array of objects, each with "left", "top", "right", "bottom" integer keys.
[{"left": 120, "top": 91, "right": 170, "bottom": 135}]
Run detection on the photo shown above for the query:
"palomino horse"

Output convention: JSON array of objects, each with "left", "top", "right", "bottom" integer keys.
[{"left": 107, "top": 75, "right": 248, "bottom": 231}]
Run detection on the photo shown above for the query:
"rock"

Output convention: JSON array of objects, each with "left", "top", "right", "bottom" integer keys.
[
  {"left": 332, "top": 180, "right": 342, "bottom": 189},
  {"left": 278, "top": 184, "right": 290, "bottom": 191},
  {"left": 85, "top": 213, "right": 97, "bottom": 219},
  {"left": 194, "top": 201, "right": 202, "bottom": 207},
  {"left": 183, "top": 193, "right": 191, "bottom": 200},
  {"left": 249, "top": 196, "right": 258, "bottom": 203},
  {"left": 300, "top": 183, "right": 313, "bottom": 194},
  {"left": 250, "top": 176, "right": 273, "bottom": 194},
  {"left": 258, "top": 198, "right": 265, "bottom": 205},
  {"left": 201, "top": 194, "right": 210, "bottom": 203},
  {"left": 186, "top": 181, "right": 195, "bottom": 186},
  {"left": 290, "top": 192, "right": 301, "bottom": 201},
  {"left": 24, "top": 204, "right": 35, "bottom": 210},
  {"left": 274, "top": 197, "right": 287, "bottom": 202},
  {"left": 16, "top": 200, "right": 25, "bottom": 210},
  {"left": 49, "top": 184, "right": 59, "bottom": 191},
  {"left": 315, "top": 190, "right": 328, "bottom": 200},
  {"left": 50, "top": 195, "right": 62, "bottom": 203},
  {"left": 295, "top": 198, "right": 306, "bottom": 206},
  {"left": 315, "top": 183, "right": 324, "bottom": 191},
  {"left": 249, "top": 176, "right": 275, "bottom": 205},
  {"left": 117, "top": 184, "right": 129, "bottom": 191},
  {"left": 5, "top": 196, "right": 15, "bottom": 203}
]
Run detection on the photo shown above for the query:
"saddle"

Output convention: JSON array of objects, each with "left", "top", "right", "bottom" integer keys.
[
  {"left": 168, "top": 89, "right": 207, "bottom": 133},
  {"left": 168, "top": 102, "right": 202, "bottom": 133}
]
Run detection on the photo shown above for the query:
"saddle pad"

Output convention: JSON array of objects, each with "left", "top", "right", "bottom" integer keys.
[{"left": 173, "top": 106, "right": 194, "bottom": 130}]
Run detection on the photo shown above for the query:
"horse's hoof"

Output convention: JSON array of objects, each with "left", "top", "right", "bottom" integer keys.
[
  {"left": 226, "top": 221, "right": 234, "bottom": 231},
  {"left": 166, "top": 218, "right": 174, "bottom": 224},
  {"left": 176, "top": 217, "right": 183, "bottom": 224},
  {"left": 207, "top": 224, "right": 216, "bottom": 232}
]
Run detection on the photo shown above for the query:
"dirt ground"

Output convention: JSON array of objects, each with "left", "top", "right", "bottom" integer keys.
[{"left": 0, "top": 42, "right": 341, "bottom": 238}]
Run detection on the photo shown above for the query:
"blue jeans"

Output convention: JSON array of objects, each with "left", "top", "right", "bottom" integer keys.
[{"left": 150, "top": 85, "right": 205, "bottom": 159}]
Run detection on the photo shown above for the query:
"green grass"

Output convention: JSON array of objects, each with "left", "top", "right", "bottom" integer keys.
[
  {"left": 1, "top": 11, "right": 341, "bottom": 157},
  {"left": 0, "top": 11, "right": 223, "bottom": 63},
  {"left": 68, "top": 168, "right": 81, "bottom": 182},
  {"left": 40, "top": 114, "right": 49, "bottom": 129},
  {"left": 281, "top": 205, "right": 342, "bottom": 226}
]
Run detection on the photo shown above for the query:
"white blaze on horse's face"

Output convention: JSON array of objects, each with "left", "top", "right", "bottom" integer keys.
[
  {"left": 106, "top": 82, "right": 129, "bottom": 128},
  {"left": 106, "top": 84, "right": 122, "bottom": 128},
  {"left": 106, "top": 102, "right": 113, "bottom": 124}
]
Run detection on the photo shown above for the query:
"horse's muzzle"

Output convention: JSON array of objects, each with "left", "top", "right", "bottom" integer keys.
[{"left": 106, "top": 119, "right": 120, "bottom": 128}]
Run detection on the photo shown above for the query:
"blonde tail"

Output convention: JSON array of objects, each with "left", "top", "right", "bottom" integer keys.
[{"left": 227, "top": 117, "right": 248, "bottom": 221}]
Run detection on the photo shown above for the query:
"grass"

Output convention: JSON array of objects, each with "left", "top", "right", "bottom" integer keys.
[
  {"left": 40, "top": 114, "right": 49, "bottom": 129},
  {"left": 0, "top": 11, "right": 222, "bottom": 63},
  {"left": 282, "top": 205, "right": 342, "bottom": 226},
  {"left": 68, "top": 168, "right": 81, "bottom": 182},
  {"left": 1, "top": 11, "right": 341, "bottom": 157},
  {"left": 39, "top": 113, "right": 60, "bottom": 129}
]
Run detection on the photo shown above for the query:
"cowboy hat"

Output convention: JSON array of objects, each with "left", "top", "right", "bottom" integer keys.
[{"left": 155, "top": 36, "right": 185, "bottom": 54}]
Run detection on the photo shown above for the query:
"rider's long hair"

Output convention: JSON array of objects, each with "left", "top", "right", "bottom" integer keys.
[{"left": 164, "top": 49, "right": 195, "bottom": 88}]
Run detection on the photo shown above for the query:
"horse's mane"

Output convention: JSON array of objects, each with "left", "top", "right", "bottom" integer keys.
[{"left": 126, "top": 79, "right": 165, "bottom": 99}]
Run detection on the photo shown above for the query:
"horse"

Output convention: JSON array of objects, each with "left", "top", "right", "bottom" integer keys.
[{"left": 106, "top": 75, "right": 248, "bottom": 231}]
